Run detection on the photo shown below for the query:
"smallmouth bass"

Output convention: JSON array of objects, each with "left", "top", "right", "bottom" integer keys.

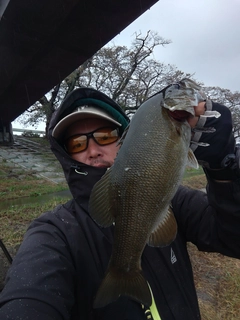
[{"left": 89, "top": 78, "right": 200, "bottom": 308}]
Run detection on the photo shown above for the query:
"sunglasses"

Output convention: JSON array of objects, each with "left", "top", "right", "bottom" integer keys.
[{"left": 64, "top": 127, "right": 119, "bottom": 154}]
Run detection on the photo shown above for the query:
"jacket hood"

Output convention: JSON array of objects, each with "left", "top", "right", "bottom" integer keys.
[{"left": 48, "top": 87, "right": 129, "bottom": 210}]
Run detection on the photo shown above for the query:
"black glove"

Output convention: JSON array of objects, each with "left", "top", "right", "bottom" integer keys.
[{"left": 190, "top": 100, "right": 239, "bottom": 180}]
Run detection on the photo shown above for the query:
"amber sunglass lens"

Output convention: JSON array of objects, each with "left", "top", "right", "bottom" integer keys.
[
  {"left": 93, "top": 128, "right": 119, "bottom": 145},
  {"left": 66, "top": 135, "right": 87, "bottom": 153}
]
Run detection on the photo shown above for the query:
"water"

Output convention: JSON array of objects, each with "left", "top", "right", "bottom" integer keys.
[{"left": 0, "top": 189, "right": 72, "bottom": 210}]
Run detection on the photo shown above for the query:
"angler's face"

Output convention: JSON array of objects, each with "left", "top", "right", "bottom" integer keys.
[{"left": 64, "top": 118, "right": 120, "bottom": 167}]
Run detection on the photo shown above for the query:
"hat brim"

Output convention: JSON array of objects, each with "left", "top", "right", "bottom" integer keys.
[{"left": 52, "top": 108, "right": 121, "bottom": 139}]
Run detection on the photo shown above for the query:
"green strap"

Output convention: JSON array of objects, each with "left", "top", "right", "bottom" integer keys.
[
  {"left": 142, "top": 283, "right": 162, "bottom": 320},
  {"left": 149, "top": 283, "right": 161, "bottom": 320}
]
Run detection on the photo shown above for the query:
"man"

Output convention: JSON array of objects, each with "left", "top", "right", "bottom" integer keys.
[{"left": 0, "top": 86, "right": 239, "bottom": 320}]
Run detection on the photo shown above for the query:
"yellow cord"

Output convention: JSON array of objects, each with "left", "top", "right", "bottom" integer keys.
[
  {"left": 142, "top": 283, "right": 161, "bottom": 320},
  {"left": 149, "top": 283, "right": 161, "bottom": 320}
]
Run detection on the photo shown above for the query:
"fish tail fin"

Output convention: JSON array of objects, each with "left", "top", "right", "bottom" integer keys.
[{"left": 93, "top": 268, "right": 152, "bottom": 308}]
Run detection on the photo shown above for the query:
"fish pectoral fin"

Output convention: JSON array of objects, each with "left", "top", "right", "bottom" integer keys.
[
  {"left": 187, "top": 148, "right": 199, "bottom": 169},
  {"left": 89, "top": 168, "right": 115, "bottom": 227},
  {"left": 148, "top": 207, "right": 177, "bottom": 247},
  {"left": 93, "top": 268, "right": 152, "bottom": 308}
]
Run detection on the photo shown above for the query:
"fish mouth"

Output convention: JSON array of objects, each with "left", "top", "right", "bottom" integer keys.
[{"left": 167, "top": 109, "right": 192, "bottom": 122}]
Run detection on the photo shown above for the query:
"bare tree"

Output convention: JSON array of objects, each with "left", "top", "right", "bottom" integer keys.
[{"left": 15, "top": 30, "right": 198, "bottom": 134}]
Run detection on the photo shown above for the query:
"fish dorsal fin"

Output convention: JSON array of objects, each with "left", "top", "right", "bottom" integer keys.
[
  {"left": 89, "top": 168, "right": 115, "bottom": 227},
  {"left": 187, "top": 148, "right": 199, "bottom": 169},
  {"left": 148, "top": 206, "right": 177, "bottom": 247}
]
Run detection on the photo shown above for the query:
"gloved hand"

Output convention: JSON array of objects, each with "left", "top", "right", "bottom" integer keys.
[{"left": 190, "top": 100, "right": 239, "bottom": 180}]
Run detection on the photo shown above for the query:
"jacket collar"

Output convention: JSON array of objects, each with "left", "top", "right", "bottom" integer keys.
[
  {"left": 48, "top": 130, "right": 107, "bottom": 213},
  {"left": 67, "top": 162, "right": 107, "bottom": 212}
]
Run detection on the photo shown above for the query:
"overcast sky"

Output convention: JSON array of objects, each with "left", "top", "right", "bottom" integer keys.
[{"left": 110, "top": 0, "right": 240, "bottom": 92}]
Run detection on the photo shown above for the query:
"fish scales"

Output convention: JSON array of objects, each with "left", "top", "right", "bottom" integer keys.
[{"left": 89, "top": 78, "right": 199, "bottom": 308}]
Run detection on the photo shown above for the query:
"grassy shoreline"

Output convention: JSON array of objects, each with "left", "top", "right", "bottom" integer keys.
[{"left": 0, "top": 158, "right": 70, "bottom": 245}]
